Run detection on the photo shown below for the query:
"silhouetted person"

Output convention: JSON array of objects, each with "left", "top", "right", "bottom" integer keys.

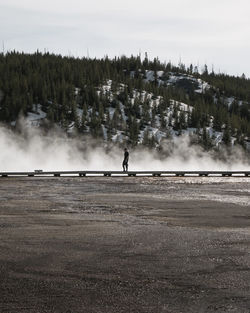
[{"left": 122, "top": 148, "right": 129, "bottom": 172}]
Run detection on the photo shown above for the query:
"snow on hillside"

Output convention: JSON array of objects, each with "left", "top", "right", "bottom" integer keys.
[
  {"left": 98, "top": 80, "right": 229, "bottom": 147},
  {"left": 144, "top": 70, "right": 210, "bottom": 94},
  {"left": 170, "top": 99, "right": 193, "bottom": 112},
  {"left": 195, "top": 78, "right": 210, "bottom": 93},
  {"left": 27, "top": 104, "right": 47, "bottom": 126},
  {"left": 15, "top": 83, "right": 237, "bottom": 149},
  {"left": 7, "top": 70, "right": 249, "bottom": 151}
]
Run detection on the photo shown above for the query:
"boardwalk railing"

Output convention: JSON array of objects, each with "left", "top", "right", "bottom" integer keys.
[{"left": 0, "top": 170, "right": 250, "bottom": 177}]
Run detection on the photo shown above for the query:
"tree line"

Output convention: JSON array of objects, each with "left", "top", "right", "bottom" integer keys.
[{"left": 0, "top": 51, "right": 249, "bottom": 149}]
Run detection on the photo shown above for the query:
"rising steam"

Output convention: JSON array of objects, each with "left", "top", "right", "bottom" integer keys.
[{"left": 0, "top": 120, "right": 249, "bottom": 172}]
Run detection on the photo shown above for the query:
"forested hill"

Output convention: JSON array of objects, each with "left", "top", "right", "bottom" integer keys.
[{"left": 0, "top": 51, "right": 250, "bottom": 151}]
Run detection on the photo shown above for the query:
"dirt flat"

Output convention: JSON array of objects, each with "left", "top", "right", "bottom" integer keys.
[{"left": 0, "top": 176, "right": 250, "bottom": 313}]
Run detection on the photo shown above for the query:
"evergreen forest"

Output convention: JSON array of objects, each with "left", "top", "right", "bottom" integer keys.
[{"left": 0, "top": 51, "right": 250, "bottom": 151}]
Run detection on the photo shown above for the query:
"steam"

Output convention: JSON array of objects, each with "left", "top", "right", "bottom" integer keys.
[{"left": 0, "top": 121, "right": 249, "bottom": 172}]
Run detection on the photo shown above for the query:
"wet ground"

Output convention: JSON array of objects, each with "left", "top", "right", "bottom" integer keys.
[{"left": 0, "top": 176, "right": 250, "bottom": 313}]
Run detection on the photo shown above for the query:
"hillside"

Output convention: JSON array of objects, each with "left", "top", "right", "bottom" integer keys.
[{"left": 0, "top": 51, "right": 250, "bottom": 152}]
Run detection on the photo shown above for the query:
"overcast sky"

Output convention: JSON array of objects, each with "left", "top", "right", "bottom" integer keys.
[{"left": 0, "top": 0, "right": 249, "bottom": 77}]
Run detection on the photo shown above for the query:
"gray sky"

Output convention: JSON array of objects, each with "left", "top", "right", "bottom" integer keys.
[{"left": 1, "top": 0, "right": 250, "bottom": 77}]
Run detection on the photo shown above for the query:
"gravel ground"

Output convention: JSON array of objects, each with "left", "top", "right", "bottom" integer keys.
[{"left": 0, "top": 176, "right": 250, "bottom": 313}]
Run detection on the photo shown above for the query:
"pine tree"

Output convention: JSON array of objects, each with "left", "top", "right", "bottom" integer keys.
[
  {"left": 222, "top": 123, "right": 231, "bottom": 146},
  {"left": 129, "top": 117, "right": 139, "bottom": 146},
  {"left": 179, "top": 111, "right": 187, "bottom": 130},
  {"left": 201, "top": 127, "right": 212, "bottom": 150},
  {"left": 160, "top": 111, "right": 166, "bottom": 129},
  {"left": 142, "top": 128, "right": 150, "bottom": 146}
]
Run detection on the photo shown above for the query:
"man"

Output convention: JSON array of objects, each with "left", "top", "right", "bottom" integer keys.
[{"left": 122, "top": 148, "right": 129, "bottom": 172}]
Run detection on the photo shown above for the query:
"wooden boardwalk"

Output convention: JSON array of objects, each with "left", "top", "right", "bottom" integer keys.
[{"left": 0, "top": 170, "right": 250, "bottom": 177}]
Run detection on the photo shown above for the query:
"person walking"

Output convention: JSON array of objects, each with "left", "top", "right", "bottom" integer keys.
[{"left": 122, "top": 148, "right": 129, "bottom": 172}]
